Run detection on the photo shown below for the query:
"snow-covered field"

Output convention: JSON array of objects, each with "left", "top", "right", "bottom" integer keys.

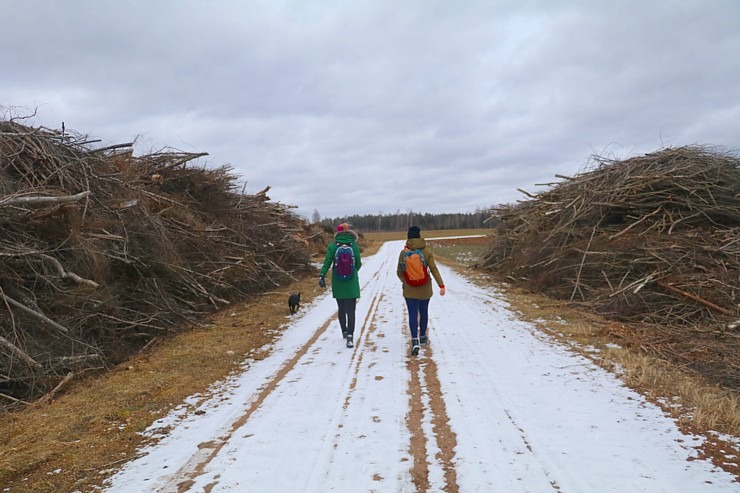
[{"left": 104, "top": 241, "right": 738, "bottom": 492}]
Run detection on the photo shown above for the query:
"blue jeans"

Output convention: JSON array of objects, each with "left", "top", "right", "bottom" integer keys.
[{"left": 404, "top": 298, "right": 430, "bottom": 339}]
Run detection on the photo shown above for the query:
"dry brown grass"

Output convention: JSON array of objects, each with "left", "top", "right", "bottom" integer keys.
[{"left": 0, "top": 273, "right": 323, "bottom": 493}]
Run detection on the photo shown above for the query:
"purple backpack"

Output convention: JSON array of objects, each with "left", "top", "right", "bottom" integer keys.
[{"left": 334, "top": 243, "right": 355, "bottom": 281}]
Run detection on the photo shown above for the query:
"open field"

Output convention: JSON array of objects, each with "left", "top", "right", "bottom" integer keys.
[
  {"left": 364, "top": 228, "right": 493, "bottom": 267},
  {"left": 363, "top": 228, "right": 494, "bottom": 242}
]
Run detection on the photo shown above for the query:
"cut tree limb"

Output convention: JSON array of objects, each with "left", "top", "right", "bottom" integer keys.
[
  {"left": 0, "top": 292, "right": 70, "bottom": 332},
  {"left": 0, "top": 393, "right": 30, "bottom": 405},
  {"left": 0, "top": 190, "right": 91, "bottom": 207},
  {"left": 33, "top": 372, "right": 74, "bottom": 405},
  {"left": 657, "top": 281, "right": 733, "bottom": 316},
  {"left": 39, "top": 254, "right": 100, "bottom": 288},
  {"left": 0, "top": 333, "right": 41, "bottom": 368}
]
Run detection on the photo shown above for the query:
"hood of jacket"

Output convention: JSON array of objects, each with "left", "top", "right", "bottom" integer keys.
[
  {"left": 334, "top": 230, "right": 358, "bottom": 243},
  {"left": 405, "top": 237, "right": 426, "bottom": 250}
]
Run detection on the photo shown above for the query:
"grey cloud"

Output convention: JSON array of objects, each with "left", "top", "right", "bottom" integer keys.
[{"left": 2, "top": 0, "right": 738, "bottom": 220}]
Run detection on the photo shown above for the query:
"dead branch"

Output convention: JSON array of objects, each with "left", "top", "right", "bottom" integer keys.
[
  {"left": 33, "top": 372, "right": 74, "bottom": 405},
  {"left": 39, "top": 254, "right": 100, "bottom": 288},
  {"left": 608, "top": 206, "right": 663, "bottom": 240},
  {"left": 657, "top": 281, "right": 733, "bottom": 316},
  {"left": 0, "top": 333, "right": 42, "bottom": 368},
  {"left": 0, "top": 393, "right": 30, "bottom": 405},
  {"left": 0, "top": 190, "right": 91, "bottom": 207},
  {"left": 0, "top": 291, "right": 69, "bottom": 332},
  {"left": 91, "top": 142, "right": 134, "bottom": 153}
]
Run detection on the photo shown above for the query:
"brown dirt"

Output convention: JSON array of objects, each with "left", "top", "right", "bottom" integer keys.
[{"left": 406, "top": 352, "right": 459, "bottom": 493}]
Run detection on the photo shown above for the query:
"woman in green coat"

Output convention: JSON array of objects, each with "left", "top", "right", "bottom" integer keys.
[{"left": 319, "top": 223, "right": 362, "bottom": 348}]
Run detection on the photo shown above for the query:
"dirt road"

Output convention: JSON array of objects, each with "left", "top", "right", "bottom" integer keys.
[{"left": 104, "top": 241, "right": 737, "bottom": 492}]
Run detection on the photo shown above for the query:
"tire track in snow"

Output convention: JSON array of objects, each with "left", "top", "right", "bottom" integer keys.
[
  {"left": 165, "top": 251, "right": 393, "bottom": 492},
  {"left": 407, "top": 329, "right": 460, "bottom": 492},
  {"left": 430, "top": 274, "right": 565, "bottom": 492},
  {"left": 340, "top": 271, "right": 385, "bottom": 411},
  {"left": 407, "top": 357, "right": 430, "bottom": 491},
  {"left": 164, "top": 314, "right": 336, "bottom": 492},
  {"left": 340, "top": 291, "right": 387, "bottom": 413},
  {"left": 302, "top": 288, "right": 387, "bottom": 489}
]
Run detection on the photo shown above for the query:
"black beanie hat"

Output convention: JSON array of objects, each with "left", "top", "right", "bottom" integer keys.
[{"left": 407, "top": 225, "right": 421, "bottom": 239}]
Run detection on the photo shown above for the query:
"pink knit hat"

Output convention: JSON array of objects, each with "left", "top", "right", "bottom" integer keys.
[{"left": 336, "top": 222, "right": 350, "bottom": 232}]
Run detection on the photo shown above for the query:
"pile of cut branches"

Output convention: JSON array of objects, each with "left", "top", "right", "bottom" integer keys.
[
  {"left": 0, "top": 120, "right": 313, "bottom": 407},
  {"left": 483, "top": 146, "right": 739, "bottom": 388}
]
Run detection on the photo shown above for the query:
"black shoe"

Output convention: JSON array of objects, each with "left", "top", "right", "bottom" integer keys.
[
  {"left": 346, "top": 335, "right": 354, "bottom": 348},
  {"left": 411, "top": 338, "right": 420, "bottom": 355},
  {"left": 341, "top": 329, "right": 348, "bottom": 339},
  {"left": 420, "top": 335, "right": 428, "bottom": 346}
]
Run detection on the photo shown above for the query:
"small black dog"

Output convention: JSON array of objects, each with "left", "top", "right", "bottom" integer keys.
[{"left": 288, "top": 292, "right": 301, "bottom": 315}]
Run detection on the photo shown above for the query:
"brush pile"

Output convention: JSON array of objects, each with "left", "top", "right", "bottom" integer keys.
[
  {"left": 483, "top": 146, "right": 739, "bottom": 388},
  {"left": 0, "top": 120, "right": 313, "bottom": 407}
]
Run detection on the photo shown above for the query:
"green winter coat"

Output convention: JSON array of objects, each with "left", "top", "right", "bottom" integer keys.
[
  {"left": 320, "top": 231, "right": 362, "bottom": 299},
  {"left": 397, "top": 238, "right": 444, "bottom": 300}
]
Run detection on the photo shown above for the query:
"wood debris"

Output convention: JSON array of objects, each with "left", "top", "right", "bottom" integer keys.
[
  {"left": 0, "top": 120, "right": 314, "bottom": 407},
  {"left": 483, "top": 146, "right": 740, "bottom": 389}
]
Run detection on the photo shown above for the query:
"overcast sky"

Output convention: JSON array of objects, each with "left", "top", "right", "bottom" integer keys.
[{"left": 2, "top": 1, "right": 739, "bottom": 220}]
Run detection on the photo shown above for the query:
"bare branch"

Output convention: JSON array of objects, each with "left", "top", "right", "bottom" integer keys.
[
  {"left": 0, "top": 190, "right": 91, "bottom": 207},
  {"left": 0, "top": 291, "right": 69, "bottom": 333},
  {"left": 39, "top": 254, "right": 100, "bottom": 288},
  {"left": 0, "top": 333, "right": 42, "bottom": 368}
]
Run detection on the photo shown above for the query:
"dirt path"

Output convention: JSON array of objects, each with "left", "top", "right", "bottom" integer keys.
[{"left": 103, "top": 242, "right": 738, "bottom": 492}]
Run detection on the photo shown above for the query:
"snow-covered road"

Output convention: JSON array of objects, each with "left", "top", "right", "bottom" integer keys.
[{"left": 105, "top": 241, "right": 738, "bottom": 492}]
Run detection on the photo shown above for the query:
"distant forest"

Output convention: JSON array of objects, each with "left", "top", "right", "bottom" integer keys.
[{"left": 317, "top": 209, "right": 496, "bottom": 232}]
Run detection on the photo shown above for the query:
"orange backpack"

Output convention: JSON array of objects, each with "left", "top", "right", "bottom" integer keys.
[{"left": 402, "top": 248, "right": 429, "bottom": 286}]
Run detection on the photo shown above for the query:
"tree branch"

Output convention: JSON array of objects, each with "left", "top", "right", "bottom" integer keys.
[
  {"left": 0, "top": 291, "right": 70, "bottom": 332},
  {"left": 39, "top": 254, "right": 100, "bottom": 288},
  {"left": 0, "top": 190, "right": 91, "bottom": 207},
  {"left": 0, "top": 333, "right": 41, "bottom": 368}
]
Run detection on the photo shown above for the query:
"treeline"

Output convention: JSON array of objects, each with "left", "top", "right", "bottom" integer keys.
[{"left": 320, "top": 210, "right": 494, "bottom": 232}]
